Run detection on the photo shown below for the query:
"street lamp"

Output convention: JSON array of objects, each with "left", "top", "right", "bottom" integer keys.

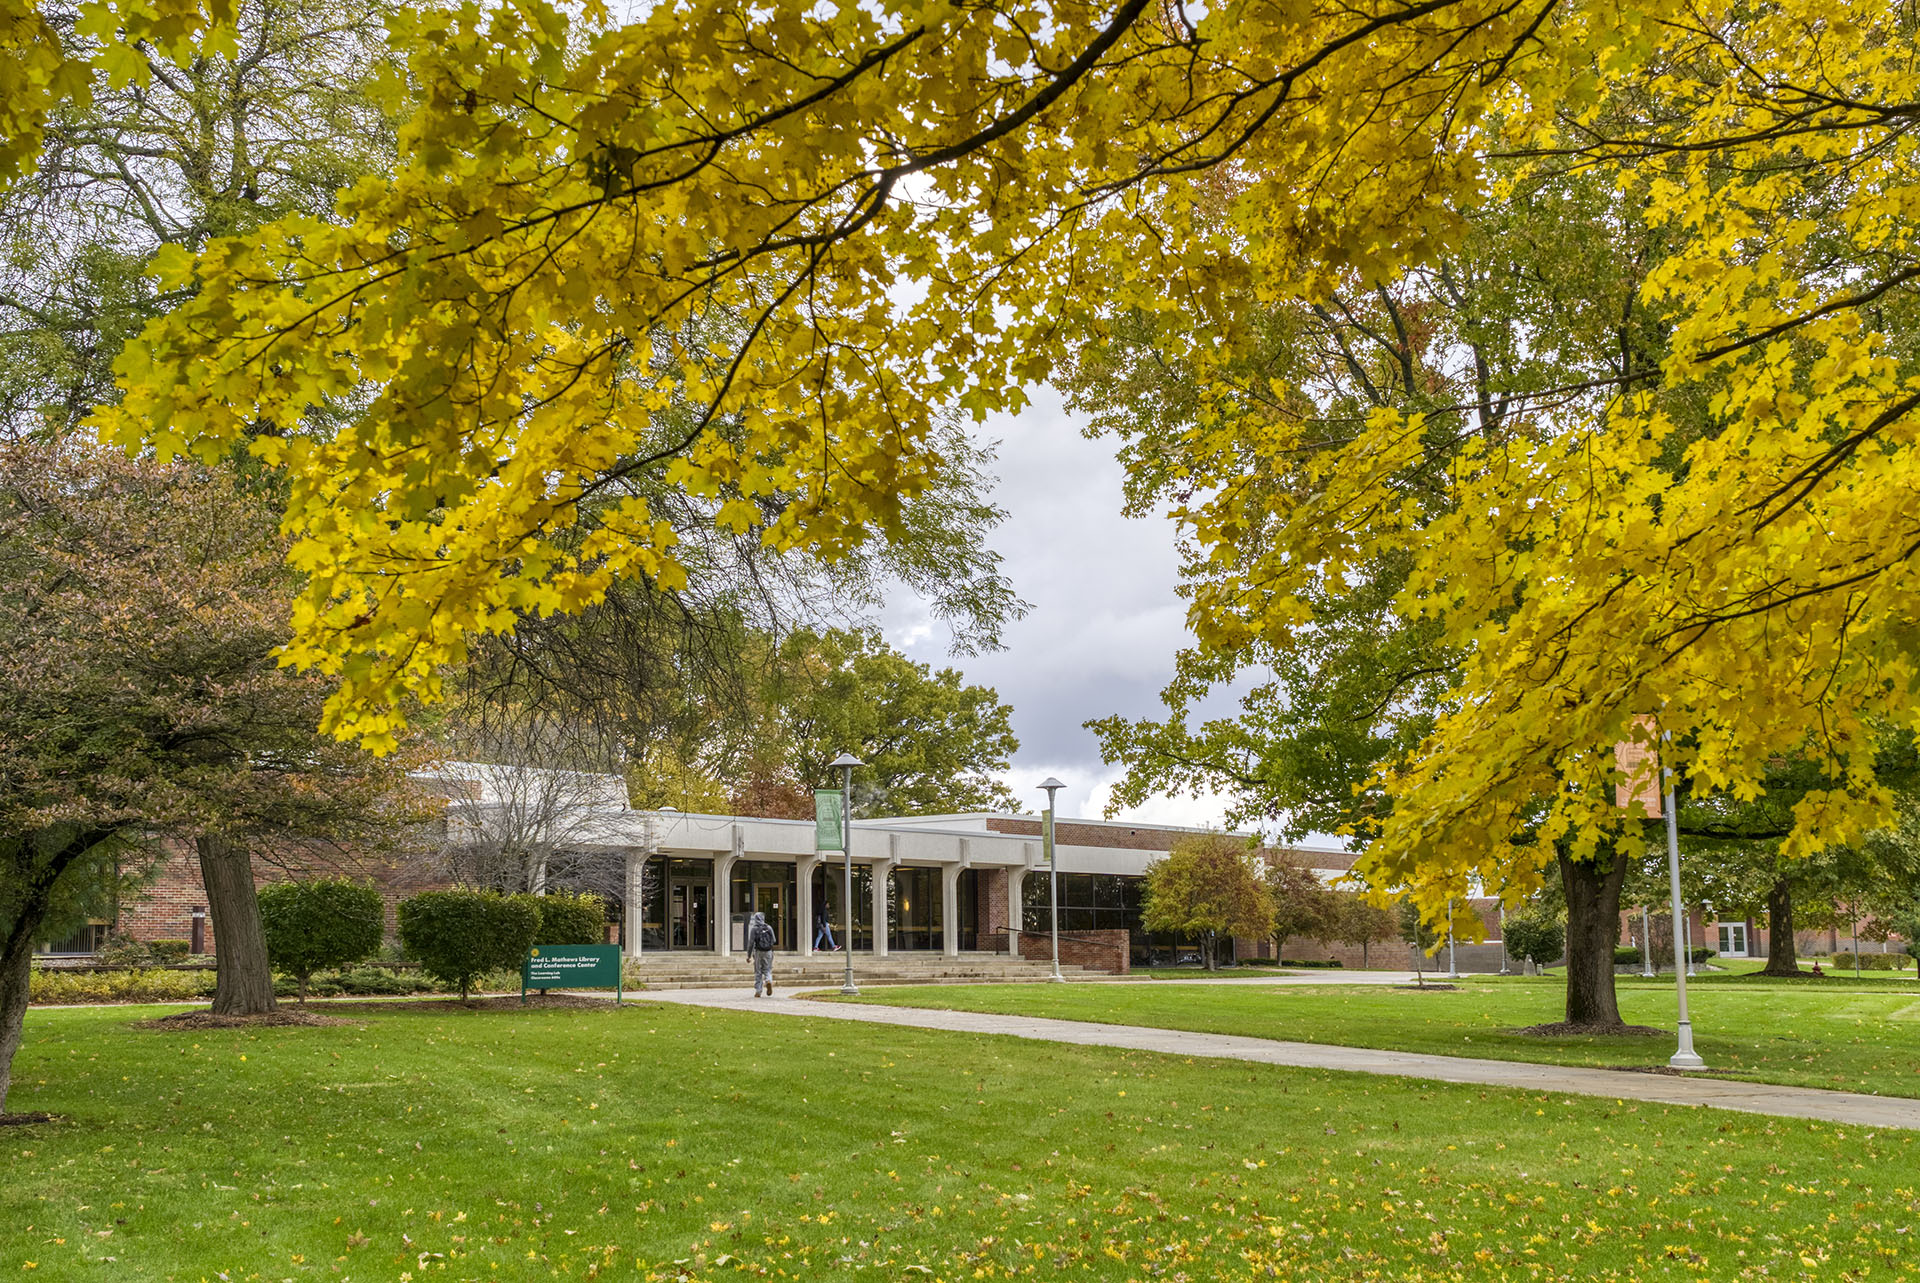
[
  {"left": 1641, "top": 904, "right": 1656, "bottom": 977},
  {"left": 1660, "top": 730, "right": 1705, "bottom": 1069},
  {"left": 1498, "top": 902, "right": 1510, "bottom": 975},
  {"left": 1040, "top": 778, "right": 1065, "bottom": 983},
  {"left": 831, "top": 752, "right": 863, "bottom": 997},
  {"left": 1446, "top": 899, "right": 1460, "bottom": 979}
]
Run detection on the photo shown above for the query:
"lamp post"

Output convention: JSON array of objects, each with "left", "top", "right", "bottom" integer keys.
[
  {"left": 1660, "top": 731, "right": 1705, "bottom": 1069},
  {"left": 1498, "top": 903, "right": 1510, "bottom": 975},
  {"left": 1446, "top": 899, "right": 1460, "bottom": 979},
  {"left": 1641, "top": 905, "right": 1655, "bottom": 977},
  {"left": 1039, "top": 778, "right": 1066, "bottom": 982},
  {"left": 831, "top": 752, "right": 863, "bottom": 997},
  {"left": 1684, "top": 908, "right": 1697, "bottom": 976}
]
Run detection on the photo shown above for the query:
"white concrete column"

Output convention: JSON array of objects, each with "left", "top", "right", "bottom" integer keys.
[
  {"left": 796, "top": 854, "right": 820, "bottom": 956},
  {"left": 624, "top": 851, "right": 645, "bottom": 961},
  {"left": 1007, "top": 866, "right": 1027, "bottom": 959},
  {"left": 870, "top": 859, "right": 893, "bottom": 957},
  {"left": 941, "top": 862, "right": 961, "bottom": 958},
  {"left": 713, "top": 826, "right": 744, "bottom": 956}
]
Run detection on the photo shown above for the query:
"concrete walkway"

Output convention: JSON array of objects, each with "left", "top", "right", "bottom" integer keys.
[{"left": 638, "top": 986, "right": 1920, "bottom": 1131}]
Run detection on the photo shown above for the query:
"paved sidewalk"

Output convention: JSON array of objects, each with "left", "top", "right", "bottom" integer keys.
[{"left": 638, "top": 986, "right": 1920, "bottom": 1131}]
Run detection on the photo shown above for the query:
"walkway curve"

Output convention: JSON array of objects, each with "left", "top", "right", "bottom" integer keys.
[{"left": 636, "top": 986, "right": 1920, "bottom": 1132}]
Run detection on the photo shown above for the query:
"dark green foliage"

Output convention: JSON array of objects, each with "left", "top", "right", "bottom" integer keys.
[
  {"left": 1614, "top": 946, "right": 1644, "bottom": 966},
  {"left": 397, "top": 890, "right": 539, "bottom": 1001},
  {"left": 531, "top": 891, "right": 607, "bottom": 946},
  {"left": 149, "top": 939, "right": 191, "bottom": 963},
  {"left": 1503, "top": 913, "right": 1566, "bottom": 967},
  {"left": 258, "top": 879, "right": 386, "bottom": 1001},
  {"left": 93, "top": 935, "right": 157, "bottom": 967}
]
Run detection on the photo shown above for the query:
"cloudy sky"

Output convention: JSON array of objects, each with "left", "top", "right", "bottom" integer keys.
[{"left": 877, "top": 386, "right": 1240, "bottom": 831}]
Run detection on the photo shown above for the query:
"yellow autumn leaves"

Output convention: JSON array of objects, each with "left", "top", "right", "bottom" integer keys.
[{"left": 6, "top": 0, "right": 1909, "bottom": 895}]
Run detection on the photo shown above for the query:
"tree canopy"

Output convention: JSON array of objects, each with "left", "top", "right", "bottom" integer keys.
[{"left": 0, "top": 0, "right": 1907, "bottom": 925}]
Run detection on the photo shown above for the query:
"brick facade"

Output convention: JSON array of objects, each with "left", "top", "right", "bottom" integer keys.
[
  {"left": 1015, "top": 929, "right": 1130, "bottom": 974},
  {"left": 96, "top": 841, "right": 417, "bottom": 956}
]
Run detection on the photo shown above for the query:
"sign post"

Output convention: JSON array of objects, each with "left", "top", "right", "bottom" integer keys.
[{"left": 521, "top": 945, "right": 624, "bottom": 1005}]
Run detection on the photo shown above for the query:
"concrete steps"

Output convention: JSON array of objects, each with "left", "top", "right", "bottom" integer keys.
[{"left": 626, "top": 950, "right": 1096, "bottom": 989}]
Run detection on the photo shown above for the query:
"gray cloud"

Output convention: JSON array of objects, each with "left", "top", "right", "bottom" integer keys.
[{"left": 880, "top": 388, "right": 1234, "bottom": 827}]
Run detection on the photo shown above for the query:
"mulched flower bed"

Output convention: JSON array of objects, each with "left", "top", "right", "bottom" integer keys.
[
  {"left": 326, "top": 994, "right": 629, "bottom": 1013},
  {"left": 0, "top": 1112, "right": 55, "bottom": 1127},
  {"left": 1509, "top": 1020, "right": 1665, "bottom": 1037},
  {"left": 134, "top": 1009, "right": 362, "bottom": 1031}
]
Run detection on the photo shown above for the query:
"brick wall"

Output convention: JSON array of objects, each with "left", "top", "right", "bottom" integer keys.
[
  {"left": 109, "top": 843, "right": 420, "bottom": 955},
  {"left": 978, "top": 868, "right": 1010, "bottom": 940},
  {"left": 114, "top": 839, "right": 209, "bottom": 949},
  {"left": 1015, "top": 929, "right": 1130, "bottom": 975}
]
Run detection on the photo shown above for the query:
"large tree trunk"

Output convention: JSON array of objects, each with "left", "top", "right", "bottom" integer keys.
[
  {"left": 199, "top": 832, "right": 276, "bottom": 1016},
  {"left": 1560, "top": 850, "right": 1629, "bottom": 1029},
  {"left": 0, "top": 935, "right": 31, "bottom": 1117},
  {"left": 1760, "top": 876, "right": 1799, "bottom": 977},
  {"left": 2, "top": 823, "right": 113, "bottom": 1115}
]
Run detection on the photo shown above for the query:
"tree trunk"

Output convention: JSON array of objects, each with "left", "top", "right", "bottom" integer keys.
[
  {"left": 199, "top": 832, "right": 276, "bottom": 1016},
  {"left": 2, "top": 823, "right": 114, "bottom": 1115},
  {"left": 0, "top": 936, "right": 31, "bottom": 1117},
  {"left": 1560, "top": 850, "right": 1629, "bottom": 1029},
  {"left": 1760, "top": 876, "right": 1799, "bottom": 977}
]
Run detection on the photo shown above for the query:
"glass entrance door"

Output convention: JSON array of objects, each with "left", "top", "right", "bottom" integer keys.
[
  {"left": 754, "top": 883, "right": 785, "bottom": 949},
  {"left": 1717, "top": 922, "right": 1747, "bottom": 957},
  {"left": 670, "top": 879, "right": 710, "bottom": 949}
]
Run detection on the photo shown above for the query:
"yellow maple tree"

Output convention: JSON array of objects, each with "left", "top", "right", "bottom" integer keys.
[{"left": 51, "top": 0, "right": 1915, "bottom": 910}]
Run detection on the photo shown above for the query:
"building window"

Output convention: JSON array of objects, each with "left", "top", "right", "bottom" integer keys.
[{"left": 38, "top": 921, "right": 110, "bottom": 955}]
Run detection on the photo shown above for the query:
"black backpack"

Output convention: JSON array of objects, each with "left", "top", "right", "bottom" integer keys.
[{"left": 750, "top": 921, "right": 776, "bottom": 952}]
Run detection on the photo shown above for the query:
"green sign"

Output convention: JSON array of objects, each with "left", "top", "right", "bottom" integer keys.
[
  {"left": 521, "top": 945, "right": 623, "bottom": 1004},
  {"left": 815, "top": 789, "right": 845, "bottom": 851}
]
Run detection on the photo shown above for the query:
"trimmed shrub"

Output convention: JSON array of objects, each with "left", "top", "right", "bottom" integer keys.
[
  {"left": 1613, "top": 945, "right": 1644, "bottom": 966},
  {"left": 398, "top": 889, "right": 539, "bottom": 1000},
  {"left": 1279, "top": 959, "right": 1345, "bottom": 969},
  {"left": 1503, "top": 914, "right": 1565, "bottom": 967},
  {"left": 149, "top": 939, "right": 191, "bottom": 964},
  {"left": 259, "top": 878, "right": 387, "bottom": 1002},
  {"left": 1688, "top": 947, "right": 1717, "bottom": 965},
  {"left": 532, "top": 891, "right": 608, "bottom": 946}
]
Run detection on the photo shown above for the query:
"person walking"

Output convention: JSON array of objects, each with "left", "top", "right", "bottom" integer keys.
[
  {"left": 813, "top": 904, "right": 838, "bottom": 953},
  {"left": 747, "top": 910, "right": 777, "bottom": 997}
]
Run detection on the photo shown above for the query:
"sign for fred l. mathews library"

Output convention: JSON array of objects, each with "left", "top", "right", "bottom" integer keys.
[{"left": 521, "top": 945, "right": 623, "bottom": 1004}]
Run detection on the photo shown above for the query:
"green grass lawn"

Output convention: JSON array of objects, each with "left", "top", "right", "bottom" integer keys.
[
  {"left": 6, "top": 1000, "right": 1920, "bottom": 1281},
  {"left": 827, "top": 977, "right": 1920, "bottom": 1097}
]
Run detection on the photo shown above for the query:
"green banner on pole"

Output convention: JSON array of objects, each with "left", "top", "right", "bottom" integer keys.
[{"left": 814, "top": 789, "right": 845, "bottom": 851}]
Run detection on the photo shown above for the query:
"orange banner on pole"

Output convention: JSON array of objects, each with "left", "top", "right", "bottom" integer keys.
[{"left": 1613, "top": 718, "right": 1662, "bottom": 816}]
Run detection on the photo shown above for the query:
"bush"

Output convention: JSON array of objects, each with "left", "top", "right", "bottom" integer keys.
[
  {"left": 532, "top": 891, "right": 607, "bottom": 946},
  {"left": 149, "top": 939, "right": 191, "bottom": 964},
  {"left": 1614, "top": 946, "right": 1644, "bottom": 966},
  {"left": 1688, "top": 947, "right": 1717, "bottom": 965},
  {"left": 259, "top": 878, "right": 387, "bottom": 1002},
  {"left": 1503, "top": 913, "right": 1566, "bottom": 967},
  {"left": 1835, "top": 952, "right": 1914, "bottom": 972},
  {"left": 1279, "top": 958, "right": 1345, "bottom": 968},
  {"left": 334, "top": 964, "right": 437, "bottom": 995},
  {"left": 398, "top": 889, "right": 540, "bottom": 1000},
  {"left": 29, "top": 967, "right": 216, "bottom": 1005},
  {"left": 93, "top": 935, "right": 155, "bottom": 967}
]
